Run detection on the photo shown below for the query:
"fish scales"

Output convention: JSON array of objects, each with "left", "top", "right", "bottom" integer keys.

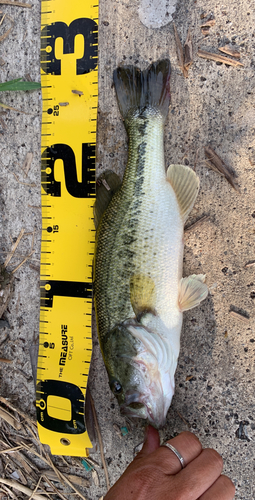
[
  {"left": 95, "top": 111, "right": 182, "bottom": 344},
  {"left": 94, "top": 60, "right": 208, "bottom": 428}
]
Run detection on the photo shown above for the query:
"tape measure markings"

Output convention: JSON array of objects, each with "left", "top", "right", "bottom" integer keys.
[{"left": 37, "top": 0, "right": 98, "bottom": 456}]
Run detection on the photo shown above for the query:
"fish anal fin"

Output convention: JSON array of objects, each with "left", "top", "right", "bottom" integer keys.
[
  {"left": 93, "top": 170, "right": 121, "bottom": 229},
  {"left": 166, "top": 164, "right": 199, "bottom": 223},
  {"left": 179, "top": 274, "right": 208, "bottom": 312},
  {"left": 130, "top": 274, "right": 156, "bottom": 319}
]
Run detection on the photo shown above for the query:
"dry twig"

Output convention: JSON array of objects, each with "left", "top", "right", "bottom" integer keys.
[{"left": 197, "top": 49, "right": 244, "bottom": 67}]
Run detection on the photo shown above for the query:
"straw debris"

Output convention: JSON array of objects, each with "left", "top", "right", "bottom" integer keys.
[{"left": 0, "top": 398, "right": 92, "bottom": 500}]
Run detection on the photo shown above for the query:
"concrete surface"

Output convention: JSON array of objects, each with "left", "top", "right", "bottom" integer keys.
[{"left": 0, "top": 0, "right": 255, "bottom": 498}]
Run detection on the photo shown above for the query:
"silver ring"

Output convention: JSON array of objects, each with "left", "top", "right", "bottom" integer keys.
[{"left": 162, "top": 442, "right": 185, "bottom": 468}]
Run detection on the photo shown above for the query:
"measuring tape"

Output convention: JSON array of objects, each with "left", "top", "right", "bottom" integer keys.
[{"left": 36, "top": 0, "right": 98, "bottom": 456}]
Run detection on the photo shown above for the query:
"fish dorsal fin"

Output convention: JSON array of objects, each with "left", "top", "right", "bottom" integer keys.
[
  {"left": 166, "top": 164, "right": 199, "bottom": 223},
  {"left": 130, "top": 274, "right": 156, "bottom": 319},
  {"left": 93, "top": 170, "right": 121, "bottom": 229},
  {"left": 178, "top": 274, "right": 208, "bottom": 312}
]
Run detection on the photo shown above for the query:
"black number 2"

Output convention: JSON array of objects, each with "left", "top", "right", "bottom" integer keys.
[{"left": 41, "top": 144, "right": 96, "bottom": 198}]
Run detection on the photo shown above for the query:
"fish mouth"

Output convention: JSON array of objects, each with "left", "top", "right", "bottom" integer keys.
[
  {"left": 120, "top": 401, "right": 148, "bottom": 419},
  {"left": 120, "top": 399, "right": 166, "bottom": 428}
]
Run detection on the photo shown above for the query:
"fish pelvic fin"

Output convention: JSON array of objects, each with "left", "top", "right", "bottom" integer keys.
[
  {"left": 93, "top": 170, "right": 121, "bottom": 229},
  {"left": 166, "top": 164, "right": 200, "bottom": 223},
  {"left": 113, "top": 59, "right": 171, "bottom": 127},
  {"left": 178, "top": 274, "right": 208, "bottom": 312}
]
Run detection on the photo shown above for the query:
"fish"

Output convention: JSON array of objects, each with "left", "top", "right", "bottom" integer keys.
[{"left": 94, "top": 59, "right": 208, "bottom": 429}]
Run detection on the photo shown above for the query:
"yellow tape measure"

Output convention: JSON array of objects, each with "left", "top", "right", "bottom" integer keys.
[{"left": 37, "top": 0, "right": 98, "bottom": 456}]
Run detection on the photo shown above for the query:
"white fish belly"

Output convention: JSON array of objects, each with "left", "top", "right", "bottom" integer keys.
[{"left": 133, "top": 176, "right": 184, "bottom": 330}]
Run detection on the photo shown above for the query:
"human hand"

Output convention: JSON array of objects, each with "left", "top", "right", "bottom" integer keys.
[{"left": 104, "top": 426, "right": 235, "bottom": 500}]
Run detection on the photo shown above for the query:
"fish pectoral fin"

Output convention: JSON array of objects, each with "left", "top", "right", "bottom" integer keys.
[
  {"left": 166, "top": 164, "right": 200, "bottom": 223},
  {"left": 93, "top": 170, "right": 122, "bottom": 229},
  {"left": 178, "top": 274, "right": 208, "bottom": 312},
  {"left": 130, "top": 274, "right": 156, "bottom": 319}
]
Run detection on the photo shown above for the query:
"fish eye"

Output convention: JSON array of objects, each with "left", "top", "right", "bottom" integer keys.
[{"left": 111, "top": 380, "right": 123, "bottom": 395}]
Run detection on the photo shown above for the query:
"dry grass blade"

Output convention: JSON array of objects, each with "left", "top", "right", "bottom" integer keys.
[
  {"left": 229, "top": 310, "right": 249, "bottom": 323},
  {"left": 173, "top": 23, "right": 188, "bottom": 77},
  {"left": 204, "top": 145, "right": 239, "bottom": 191},
  {"left": 89, "top": 392, "right": 110, "bottom": 491},
  {"left": 0, "top": 12, "right": 6, "bottom": 25},
  {"left": 0, "top": 0, "right": 31, "bottom": 6},
  {"left": 0, "top": 22, "right": 13, "bottom": 42},
  {"left": 177, "top": 411, "right": 191, "bottom": 428},
  {"left": 184, "top": 28, "right": 193, "bottom": 71},
  {"left": 28, "top": 476, "right": 42, "bottom": 500},
  {"left": 0, "top": 397, "right": 36, "bottom": 428},
  {"left": 184, "top": 215, "right": 209, "bottom": 233},
  {"left": 22, "top": 152, "right": 33, "bottom": 176},
  {"left": 0, "top": 479, "right": 46, "bottom": 500},
  {"left": 12, "top": 250, "right": 34, "bottom": 274},
  {"left": 42, "top": 476, "right": 69, "bottom": 500},
  {"left": 12, "top": 172, "right": 36, "bottom": 185},
  {"left": 92, "top": 470, "right": 99, "bottom": 487},
  {"left": 21, "top": 442, "right": 87, "bottom": 498},
  {"left": 0, "top": 102, "right": 27, "bottom": 113},
  {"left": 45, "top": 454, "right": 88, "bottom": 500},
  {"left": 0, "top": 408, "right": 22, "bottom": 430},
  {"left": 4, "top": 228, "right": 24, "bottom": 267},
  {"left": 200, "top": 19, "right": 215, "bottom": 27},
  {"left": 0, "top": 484, "right": 19, "bottom": 500},
  {"left": 43, "top": 470, "right": 90, "bottom": 488},
  {"left": 197, "top": 49, "right": 244, "bottom": 67},
  {"left": 193, "top": 148, "right": 199, "bottom": 171},
  {"left": 0, "top": 445, "right": 23, "bottom": 454},
  {"left": 244, "top": 261, "right": 255, "bottom": 268},
  {"left": 219, "top": 45, "right": 241, "bottom": 58},
  {"left": 205, "top": 159, "right": 224, "bottom": 176},
  {"left": 201, "top": 27, "right": 210, "bottom": 35}
]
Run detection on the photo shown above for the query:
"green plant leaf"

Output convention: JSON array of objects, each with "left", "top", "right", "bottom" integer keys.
[{"left": 0, "top": 79, "right": 41, "bottom": 92}]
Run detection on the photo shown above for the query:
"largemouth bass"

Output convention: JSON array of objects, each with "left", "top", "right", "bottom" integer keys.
[{"left": 94, "top": 59, "right": 208, "bottom": 428}]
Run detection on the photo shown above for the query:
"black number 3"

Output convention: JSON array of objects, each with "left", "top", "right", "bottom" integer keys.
[{"left": 41, "top": 18, "right": 98, "bottom": 75}]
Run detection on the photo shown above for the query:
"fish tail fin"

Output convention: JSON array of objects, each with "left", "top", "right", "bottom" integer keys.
[{"left": 113, "top": 59, "right": 171, "bottom": 125}]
